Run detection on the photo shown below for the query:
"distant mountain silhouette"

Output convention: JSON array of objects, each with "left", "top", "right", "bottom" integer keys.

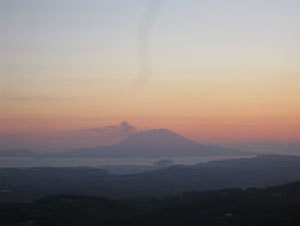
[
  {"left": 0, "top": 148, "right": 35, "bottom": 157},
  {"left": 63, "top": 129, "right": 246, "bottom": 158},
  {"left": 227, "top": 141, "right": 300, "bottom": 155},
  {"left": 117, "top": 129, "right": 199, "bottom": 151},
  {"left": 0, "top": 121, "right": 136, "bottom": 152}
]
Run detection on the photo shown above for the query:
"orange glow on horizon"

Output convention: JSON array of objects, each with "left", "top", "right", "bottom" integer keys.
[{"left": 1, "top": 0, "right": 299, "bottom": 143}]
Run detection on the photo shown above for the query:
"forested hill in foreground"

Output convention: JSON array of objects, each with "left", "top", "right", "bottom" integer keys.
[{"left": 1, "top": 180, "right": 300, "bottom": 226}]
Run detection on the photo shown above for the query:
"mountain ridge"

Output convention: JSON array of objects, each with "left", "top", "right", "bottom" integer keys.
[{"left": 64, "top": 128, "right": 246, "bottom": 158}]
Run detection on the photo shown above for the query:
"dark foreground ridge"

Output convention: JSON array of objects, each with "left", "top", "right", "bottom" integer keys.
[{"left": 1, "top": 180, "right": 300, "bottom": 226}]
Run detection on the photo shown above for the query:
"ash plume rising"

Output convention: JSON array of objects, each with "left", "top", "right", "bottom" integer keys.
[{"left": 135, "top": 0, "right": 163, "bottom": 88}]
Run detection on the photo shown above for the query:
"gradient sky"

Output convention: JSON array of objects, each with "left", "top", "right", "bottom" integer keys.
[{"left": 1, "top": 0, "right": 300, "bottom": 142}]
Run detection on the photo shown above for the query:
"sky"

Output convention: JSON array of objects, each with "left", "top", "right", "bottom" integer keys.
[{"left": 1, "top": 0, "right": 300, "bottom": 143}]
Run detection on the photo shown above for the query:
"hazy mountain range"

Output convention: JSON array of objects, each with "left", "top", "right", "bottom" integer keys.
[
  {"left": 0, "top": 127, "right": 247, "bottom": 158},
  {"left": 0, "top": 121, "right": 136, "bottom": 152},
  {"left": 62, "top": 129, "right": 246, "bottom": 158},
  {"left": 2, "top": 154, "right": 300, "bottom": 202},
  {"left": 1, "top": 122, "right": 299, "bottom": 158},
  {"left": 226, "top": 142, "right": 300, "bottom": 155}
]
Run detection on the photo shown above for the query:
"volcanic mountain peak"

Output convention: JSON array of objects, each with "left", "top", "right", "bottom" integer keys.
[{"left": 117, "top": 128, "right": 199, "bottom": 149}]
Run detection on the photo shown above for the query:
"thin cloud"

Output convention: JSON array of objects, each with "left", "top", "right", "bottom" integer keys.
[{"left": 135, "top": 0, "right": 164, "bottom": 88}]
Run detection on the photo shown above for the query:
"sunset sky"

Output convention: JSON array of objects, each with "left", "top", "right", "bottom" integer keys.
[{"left": 1, "top": 0, "right": 300, "bottom": 142}]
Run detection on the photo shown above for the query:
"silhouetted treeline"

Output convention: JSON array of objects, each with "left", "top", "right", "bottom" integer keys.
[{"left": 1, "top": 180, "right": 300, "bottom": 226}]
